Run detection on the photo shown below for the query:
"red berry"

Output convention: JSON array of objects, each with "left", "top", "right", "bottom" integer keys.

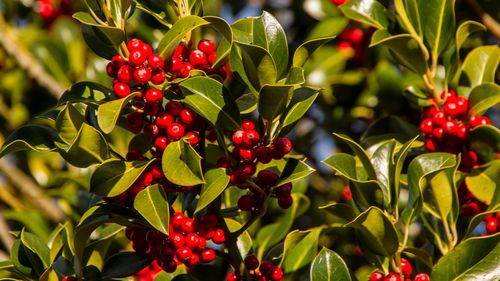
[
  {"left": 243, "top": 130, "right": 260, "bottom": 146},
  {"left": 111, "top": 55, "right": 126, "bottom": 68},
  {"left": 148, "top": 54, "right": 164, "bottom": 69},
  {"left": 187, "top": 253, "right": 200, "bottom": 267},
  {"left": 238, "top": 195, "right": 255, "bottom": 211},
  {"left": 414, "top": 273, "right": 430, "bottom": 281},
  {"left": 141, "top": 43, "right": 153, "bottom": 57},
  {"left": 136, "top": 172, "right": 153, "bottom": 187},
  {"left": 106, "top": 62, "right": 116, "bottom": 77},
  {"left": 176, "top": 246, "right": 193, "bottom": 263},
  {"left": 145, "top": 88, "right": 163, "bottom": 103},
  {"left": 167, "top": 123, "right": 185, "bottom": 140},
  {"left": 432, "top": 111, "right": 446, "bottom": 127},
  {"left": 127, "top": 112, "right": 144, "bottom": 128},
  {"left": 198, "top": 39, "right": 216, "bottom": 54},
  {"left": 174, "top": 43, "right": 189, "bottom": 58},
  {"left": 179, "top": 63, "right": 194, "bottom": 78},
  {"left": 126, "top": 149, "right": 144, "bottom": 161},
  {"left": 331, "top": 0, "right": 348, "bottom": 6},
  {"left": 134, "top": 67, "right": 151, "bottom": 84},
  {"left": 171, "top": 213, "right": 186, "bottom": 229},
  {"left": 443, "top": 120, "right": 458, "bottom": 135},
  {"left": 441, "top": 89, "right": 457, "bottom": 100},
  {"left": 144, "top": 102, "right": 160, "bottom": 116},
  {"left": 151, "top": 69, "right": 166, "bottom": 85},
  {"left": 255, "top": 146, "right": 272, "bottom": 164},
  {"left": 127, "top": 39, "right": 143, "bottom": 51},
  {"left": 242, "top": 119, "right": 255, "bottom": 131},
  {"left": 259, "top": 261, "right": 274, "bottom": 276},
  {"left": 62, "top": 277, "right": 77, "bottom": 281},
  {"left": 166, "top": 101, "right": 183, "bottom": 116},
  {"left": 370, "top": 272, "right": 384, "bottom": 281},
  {"left": 189, "top": 50, "right": 208, "bottom": 66},
  {"left": 384, "top": 273, "right": 401, "bottom": 281},
  {"left": 129, "top": 49, "right": 147, "bottom": 67},
  {"left": 463, "top": 201, "right": 480, "bottom": 217},
  {"left": 185, "top": 132, "right": 200, "bottom": 146},
  {"left": 276, "top": 183, "right": 292, "bottom": 198},
  {"left": 274, "top": 138, "right": 292, "bottom": 154},
  {"left": 180, "top": 108, "right": 195, "bottom": 125},
  {"left": 226, "top": 272, "right": 239, "bottom": 281},
  {"left": 432, "top": 127, "right": 444, "bottom": 139},
  {"left": 170, "top": 232, "right": 185, "bottom": 248},
  {"left": 338, "top": 41, "right": 353, "bottom": 53},
  {"left": 270, "top": 267, "right": 283, "bottom": 281},
  {"left": 457, "top": 123, "right": 469, "bottom": 140},
  {"left": 239, "top": 148, "right": 255, "bottom": 162},
  {"left": 113, "top": 83, "right": 130, "bottom": 98},
  {"left": 154, "top": 136, "right": 168, "bottom": 151},
  {"left": 232, "top": 130, "right": 245, "bottom": 146},
  {"left": 420, "top": 118, "right": 434, "bottom": 134},
  {"left": 257, "top": 170, "right": 279, "bottom": 187},
  {"left": 244, "top": 255, "right": 260, "bottom": 270},
  {"left": 159, "top": 259, "right": 177, "bottom": 273},
  {"left": 144, "top": 124, "right": 159, "bottom": 139},
  {"left": 212, "top": 229, "right": 225, "bottom": 244},
  {"left": 200, "top": 248, "right": 216, "bottom": 263},
  {"left": 455, "top": 96, "right": 468, "bottom": 117},
  {"left": 278, "top": 195, "right": 293, "bottom": 209},
  {"left": 485, "top": 218, "right": 498, "bottom": 234},
  {"left": 341, "top": 185, "right": 352, "bottom": 201},
  {"left": 444, "top": 99, "right": 460, "bottom": 118},
  {"left": 341, "top": 28, "right": 364, "bottom": 45},
  {"left": 182, "top": 218, "right": 196, "bottom": 233},
  {"left": 400, "top": 258, "right": 412, "bottom": 277},
  {"left": 240, "top": 162, "right": 256, "bottom": 176},
  {"left": 184, "top": 233, "right": 200, "bottom": 249},
  {"left": 155, "top": 112, "right": 174, "bottom": 129},
  {"left": 230, "top": 170, "right": 248, "bottom": 185},
  {"left": 117, "top": 65, "right": 134, "bottom": 83},
  {"left": 216, "top": 157, "right": 231, "bottom": 169}
]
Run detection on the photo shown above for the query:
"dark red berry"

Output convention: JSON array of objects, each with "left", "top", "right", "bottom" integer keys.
[
  {"left": 144, "top": 124, "right": 159, "bottom": 139},
  {"left": 278, "top": 195, "right": 293, "bottom": 209},
  {"left": 244, "top": 255, "right": 260, "bottom": 270},
  {"left": 259, "top": 261, "right": 274, "bottom": 276},
  {"left": 240, "top": 162, "right": 256, "bottom": 176},
  {"left": 238, "top": 195, "right": 255, "bottom": 211},
  {"left": 255, "top": 146, "right": 272, "bottom": 164},
  {"left": 257, "top": 170, "right": 279, "bottom": 187},
  {"left": 243, "top": 130, "right": 260, "bottom": 147},
  {"left": 111, "top": 55, "right": 125, "bottom": 68},
  {"left": 276, "top": 183, "right": 292, "bottom": 198},
  {"left": 274, "top": 138, "right": 292, "bottom": 154},
  {"left": 166, "top": 101, "right": 183, "bottom": 116},
  {"left": 217, "top": 157, "right": 231, "bottom": 169}
]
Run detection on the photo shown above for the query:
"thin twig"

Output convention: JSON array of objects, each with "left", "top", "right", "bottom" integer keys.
[
  {"left": 466, "top": 0, "right": 500, "bottom": 39},
  {"left": 0, "top": 15, "right": 66, "bottom": 99}
]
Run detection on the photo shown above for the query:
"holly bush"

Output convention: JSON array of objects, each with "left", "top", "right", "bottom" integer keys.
[{"left": 0, "top": 0, "right": 499, "bottom": 281}]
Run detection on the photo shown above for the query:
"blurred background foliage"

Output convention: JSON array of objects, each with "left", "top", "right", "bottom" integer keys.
[{"left": 0, "top": 0, "right": 498, "bottom": 279}]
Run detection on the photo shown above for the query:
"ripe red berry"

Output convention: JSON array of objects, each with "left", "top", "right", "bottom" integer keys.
[
  {"left": 117, "top": 65, "right": 134, "bottom": 83},
  {"left": 151, "top": 69, "right": 166, "bottom": 85},
  {"left": 257, "top": 170, "right": 279, "bottom": 187},
  {"left": 184, "top": 233, "right": 200, "bottom": 249},
  {"left": 443, "top": 120, "right": 458, "bottom": 135},
  {"left": 455, "top": 96, "right": 468, "bottom": 117},
  {"left": 270, "top": 267, "right": 283, "bottom": 281},
  {"left": 167, "top": 123, "right": 185, "bottom": 140},
  {"left": 176, "top": 246, "right": 193, "bottom": 263},
  {"left": 384, "top": 272, "right": 401, "bottom": 281},
  {"left": 141, "top": 43, "right": 153, "bottom": 57},
  {"left": 414, "top": 273, "right": 430, "bottom": 281},
  {"left": 239, "top": 148, "right": 255, "bottom": 162},
  {"left": 485, "top": 218, "right": 498, "bottom": 234},
  {"left": 237, "top": 195, "right": 255, "bottom": 211},
  {"left": 170, "top": 232, "right": 185, "bottom": 248},
  {"left": 200, "top": 248, "right": 216, "bottom": 263},
  {"left": 341, "top": 28, "right": 364, "bottom": 45},
  {"left": 111, "top": 55, "right": 126, "bottom": 68},
  {"left": 255, "top": 146, "right": 272, "bottom": 164},
  {"left": 338, "top": 41, "right": 353, "bottom": 53},
  {"left": 242, "top": 119, "right": 255, "bottom": 130},
  {"left": 232, "top": 130, "right": 245, "bottom": 146},
  {"left": 189, "top": 50, "right": 208, "bottom": 66},
  {"left": 226, "top": 272, "right": 239, "bottom": 281},
  {"left": 62, "top": 277, "right": 77, "bottom": 281},
  {"left": 276, "top": 183, "right": 292, "bottom": 198},
  {"left": 244, "top": 255, "right": 260, "bottom": 270},
  {"left": 185, "top": 132, "right": 200, "bottom": 146},
  {"left": 370, "top": 272, "right": 384, "bottom": 281},
  {"left": 180, "top": 108, "right": 195, "bottom": 125},
  {"left": 469, "top": 115, "right": 490, "bottom": 128},
  {"left": 400, "top": 258, "right": 412, "bottom": 277},
  {"left": 243, "top": 130, "right": 260, "bottom": 147},
  {"left": 171, "top": 212, "right": 186, "bottom": 229},
  {"left": 154, "top": 136, "right": 168, "bottom": 151},
  {"left": 179, "top": 63, "right": 194, "bottom": 78},
  {"left": 145, "top": 88, "right": 163, "bottom": 103},
  {"left": 127, "top": 39, "right": 143, "bottom": 51},
  {"left": 208, "top": 52, "right": 217, "bottom": 65},
  {"left": 420, "top": 118, "right": 434, "bottom": 134},
  {"left": 113, "top": 83, "right": 130, "bottom": 98},
  {"left": 134, "top": 67, "right": 151, "bottom": 84},
  {"left": 216, "top": 157, "right": 231, "bottom": 169},
  {"left": 331, "top": 0, "right": 348, "bottom": 6},
  {"left": 278, "top": 195, "right": 293, "bottom": 209},
  {"left": 457, "top": 123, "right": 469, "bottom": 140},
  {"left": 155, "top": 112, "right": 174, "bottom": 129},
  {"left": 187, "top": 253, "right": 200, "bottom": 267},
  {"left": 129, "top": 49, "right": 147, "bottom": 67},
  {"left": 212, "top": 229, "right": 225, "bottom": 244},
  {"left": 432, "top": 127, "right": 444, "bottom": 139},
  {"left": 198, "top": 39, "right": 216, "bottom": 54},
  {"left": 106, "top": 62, "right": 116, "bottom": 77},
  {"left": 240, "top": 162, "right": 256, "bottom": 176},
  {"left": 230, "top": 170, "right": 248, "bottom": 185},
  {"left": 274, "top": 138, "right": 292, "bottom": 154},
  {"left": 182, "top": 218, "right": 196, "bottom": 233},
  {"left": 463, "top": 201, "right": 481, "bottom": 217},
  {"left": 432, "top": 111, "right": 446, "bottom": 127},
  {"left": 148, "top": 54, "right": 164, "bottom": 69}
]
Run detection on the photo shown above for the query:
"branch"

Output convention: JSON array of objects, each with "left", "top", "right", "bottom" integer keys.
[
  {"left": 465, "top": 0, "right": 500, "bottom": 39},
  {"left": 0, "top": 15, "right": 66, "bottom": 99}
]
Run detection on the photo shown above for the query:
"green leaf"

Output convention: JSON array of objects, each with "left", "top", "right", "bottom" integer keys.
[
  {"left": 234, "top": 42, "right": 277, "bottom": 91},
  {"left": 368, "top": 140, "right": 396, "bottom": 208},
  {"left": 465, "top": 207, "right": 500, "bottom": 238},
  {"left": 11, "top": 239, "right": 36, "bottom": 277},
  {"left": 322, "top": 153, "right": 383, "bottom": 209},
  {"left": 456, "top": 21, "right": 485, "bottom": 51},
  {"left": 305, "top": 17, "right": 349, "bottom": 41},
  {"left": 258, "top": 85, "right": 293, "bottom": 123},
  {"left": 279, "top": 87, "right": 320, "bottom": 135},
  {"left": 310, "top": 247, "right": 352, "bottom": 281},
  {"left": 56, "top": 103, "right": 85, "bottom": 144},
  {"left": 278, "top": 158, "right": 315, "bottom": 186},
  {"left": 370, "top": 30, "right": 428, "bottom": 75},
  {"left": 459, "top": 45, "right": 500, "bottom": 97},
  {"left": 431, "top": 233, "right": 500, "bottom": 281},
  {"left": 0, "top": 125, "right": 59, "bottom": 158},
  {"left": 161, "top": 140, "right": 204, "bottom": 186},
  {"left": 97, "top": 92, "right": 139, "bottom": 134},
  {"left": 232, "top": 12, "right": 288, "bottom": 77},
  {"left": 225, "top": 218, "right": 253, "bottom": 258},
  {"left": 73, "top": 12, "right": 125, "bottom": 47},
  {"left": 344, "top": 207, "right": 399, "bottom": 257},
  {"left": 333, "top": 133, "right": 377, "bottom": 180},
  {"left": 203, "top": 16, "right": 233, "bottom": 69},
  {"left": 285, "top": 67, "right": 306, "bottom": 85},
  {"left": 468, "top": 125, "right": 500, "bottom": 161},
  {"left": 465, "top": 160, "right": 500, "bottom": 205},
  {"left": 319, "top": 202, "right": 357, "bottom": 223},
  {"left": 467, "top": 83, "right": 500, "bottom": 117},
  {"left": 340, "top": 0, "right": 389, "bottom": 29},
  {"left": 195, "top": 168, "right": 230, "bottom": 214},
  {"left": 282, "top": 228, "right": 322, "bottom": 272},
  {"left": 59, "top": 81, "right": 112, "bottom": 104},
  {"left": 55, "top": 123, "right": 110, "bottom": 167},
  {"left": 21, "top": 230, "right": 50, "bottom": 268},
  {"left": 81, "top": 25, "right": 117, "bottom": 59},
  {"left": 179, "top": 77, "right": 241, "bottom": 131},
  {"left": 402, "top": 153, "right": 457, "bottom": 225},
  {"left": 293, "top": 37, "right": 335, "bottom": 67},
  {"left": 392, "top": 136, "right": 419, "bottom": 209},
  {"left": 418, "top": 0, "right": 456, "bottom": 57},
  {"left": 157, "top": 16, "right": 209, "bottom": 59},
  {"left": 90, "top": 159, "right": 156, "bottom": 197},
  {"left": 134, "top": 185, "right": 170, "bottom": 235},
  {"left": 101, "top": 252, "right": 152, "bottom": 278}
]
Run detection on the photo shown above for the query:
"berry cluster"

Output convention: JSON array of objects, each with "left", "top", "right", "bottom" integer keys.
[
  {"left": 125, "top": 212, "right": 224, "bottom": 273},
  {"left": 370, "top": 258, "right": 429, "bottom": 281},
  {"left": 37, "top": 0, "right": 72, "bottom": 25},
  {"left": 216, "top": 120, "right": 294, "bottom": 210},
  {"left": 165, "top": 40, "right": 229, "bottom": 80},
  {"left": 226, "top": 255, "right": 283, "bottom": 281},
  {"left": 458, "top": 182, "right": 487, "bottom": 218},
  {"left": 133, "top": 261, "right": 162, "bottom": 281},
  {"left": 420, "top": 90, "right": 490, "bottom": 170}
]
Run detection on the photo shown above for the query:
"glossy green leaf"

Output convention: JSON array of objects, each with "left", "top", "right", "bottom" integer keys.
[
  {"left": 310, "top": 247, "right": 352, "bottom": 281},
  {"left": 340, "top": 0, "right": 389, "bottom": 29},
  {"left": 468, "top": 125, "right": 500, "bottom": 161},
  {"left": 333, "top": 133, "right": 377, "bottom": 179},
  {"left": 97, "top": 92, "right": 139, "bottom": 134},
  {"left": 370, "top": 30, "right": 428, "bottom": 75},
  {"left": 368, "top": 140, "right": 396, "bottom": 208},
  {"left": 179, "top": 77, "right": 241, "bottom": 131},
  {"left": 392, "top": 136, "right": 419, "bottom": 209},
  {"left": 134, "top": 185, "right": 170, "bottom": 235},
  {"left": 319, "top": 202, "right": 357, "bottom": 223},
  {"left": 234, "top": 42, "right": 277, "bottom": 91},
  {"left": 467, "top": 83, "right": 500, "bottom": 117},
  {"left": 293, "top": 37, "right": 335, "bottom": 67},
  {"left": 432, "top": 233, "right": 500, "bottom": 281},
  {"left": 56, "top": 103, "right": 85, "bottom": 144},
  {"left": 345, "top": 207, "right": 399, "bottom": 257},
  {"left": 55, "top": 123, "right": 110, "bottom": 167},
  {"left": 21, "top": 230, "right": 50, "bottom": 268},
  {"left": 424, "top": 161, "right": 460, "bottom": 222},
  {"left": 279, "top": 87, "right": 320, "bottom": 134},
  {"left": 90, "top": 159, "right": 156, "bottom": 197},
  {"left": 161, "top": 140, "right": 204, "bottom": 186},
  {"left": 360, "top": 116, "right": 420, "bottom": 147},
  {"left": 277, "top": 158, "right": 315, "bottom": 186},
  {"left": 0, "top": 125, "right": 59, "bottom": 158},
  {"left": 285, "top": 66, "right": 306, "bottom": 85},
  {"left": 418, "top": 0, "right": 456, "bottom": 56},
  {"left": 83, "top": 265, "right": 102, "bottom": 280},
  {"left": 282, "top": 228, "right": 322, "bottom": 272},
  {"left": 305, "top": 17, "right": 349, "bottom": 41},
  {"left": 402, "top": 153, "right": 457, "bottom": 225},
  {"left": 195, "top": 168, "right": 230, "bottom": 214},
  {"left": 459, "top": 45, "right": 500, "bottom": 97},
  {"left": 203, "top": 16, "right": 233, "bottom": 69},
  {"left": 157, "top": 16, "right": 209, "bottom": 59},
  {"left": 456, "top": 21, "right": 485, "bottom": 51},
  {"left": 225, "top": 218, "right": 253, "bottom": 258},
  {"left": 258, "top": 85, "right": 293, "bottom": 123},
  {"left": 465, "top": 160, "right": 500, "bottom": 205},
  {"left": 59, "top": 81, "right": 112, "bottom": 104},
  {"left": 73, "top": 12, "right": 125, "bottom": 47},
  {"left": 102, "top": 251, "right": 152, "bottom": 278},
  {"left": 11, "top": 239, "right": 36, "bottom": 277}
]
